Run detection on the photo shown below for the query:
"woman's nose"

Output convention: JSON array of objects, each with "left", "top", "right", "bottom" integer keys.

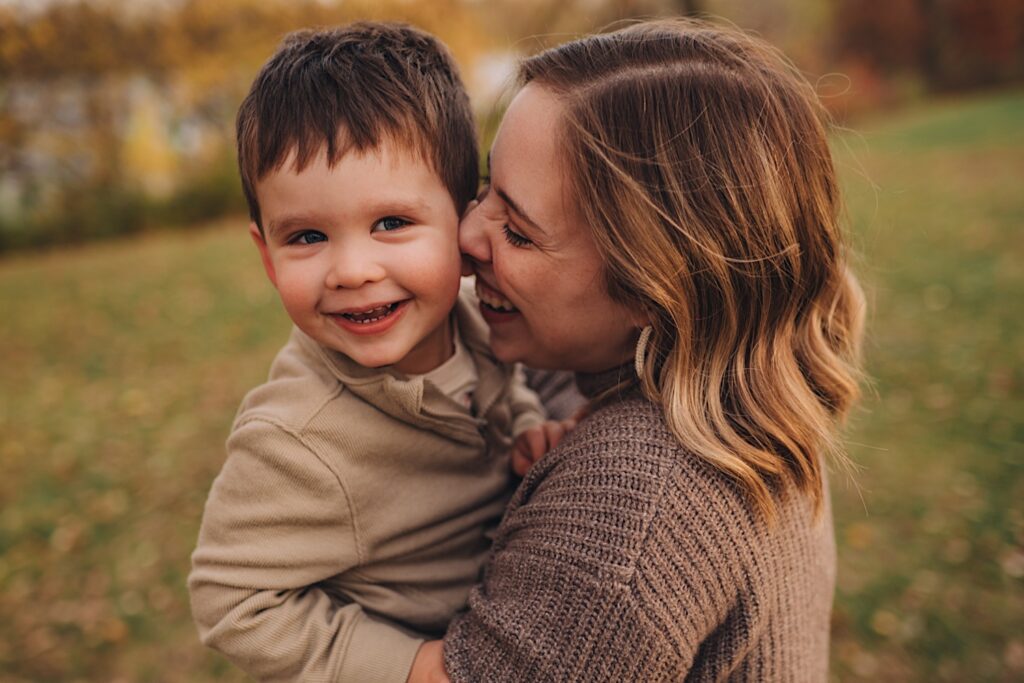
[
  {"left": 324, "top": 243, "right": 387, "bottom": 290},
  {"left": 458, "top": 200, "right": 493, "bottom": 265}
]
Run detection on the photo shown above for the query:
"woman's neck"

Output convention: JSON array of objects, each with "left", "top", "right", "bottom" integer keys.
[{"left": 574, "top": 363, "right": 637, "bottom": 401}]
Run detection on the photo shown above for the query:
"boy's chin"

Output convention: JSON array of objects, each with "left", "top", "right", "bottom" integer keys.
[
  {"left": 337, "top": 341, "right": 432, "bottom": 375},
  {"left": 333, "top": 346, "right": 400, "bottom": 369}
]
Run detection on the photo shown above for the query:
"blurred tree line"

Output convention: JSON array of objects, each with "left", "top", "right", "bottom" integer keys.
[{"left": 1, "top": 0, "right": 1022, "bottom": 252}]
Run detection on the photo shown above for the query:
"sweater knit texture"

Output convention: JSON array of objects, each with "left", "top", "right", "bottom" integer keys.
[
  {"left": 444, "top": 365, "right": 836, "bottom": 682},
  {"left": 188, "top": 292, "right": 544, "bottom": 683}
]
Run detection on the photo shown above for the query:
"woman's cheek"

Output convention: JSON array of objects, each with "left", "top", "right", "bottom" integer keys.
[
  {"left": 498, "top": 248, "right": 542, "bottom": 309},
  {"left": 491, "top": 243, "right": 517, "bottom": 293}
]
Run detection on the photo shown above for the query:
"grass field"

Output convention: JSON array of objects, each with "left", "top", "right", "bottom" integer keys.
[{"left": 1, "top": 89, "right": 1022, "bottom": 681}]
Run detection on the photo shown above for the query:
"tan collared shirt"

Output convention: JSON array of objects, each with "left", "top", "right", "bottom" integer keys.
[{"left": 189, "top": 291, "right": 543, "bottom": 682}]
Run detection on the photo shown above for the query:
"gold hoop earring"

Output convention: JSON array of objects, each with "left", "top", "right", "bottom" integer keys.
[{"left": 634, "top": 325, "right": 653, "bottom": 379}]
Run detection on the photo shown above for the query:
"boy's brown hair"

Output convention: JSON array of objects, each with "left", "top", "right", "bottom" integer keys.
[{"left": 237, "top": 22, "right": 478, "bottom": 231}]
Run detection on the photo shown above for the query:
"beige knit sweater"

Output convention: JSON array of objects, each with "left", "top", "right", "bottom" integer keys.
[
  {"left": 444, "top": 366, "right": 836, "bottom": 682},
  {"left": 189, "top": 293, "right": 543, "bottom": 682}
]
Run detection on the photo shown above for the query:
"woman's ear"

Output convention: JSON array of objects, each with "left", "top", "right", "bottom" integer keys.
[
  {"left": 628, "top": 302, "right": 654, "bottom": 329},
  {"left": 249, "top": 222, "right": 277, "bottom": 288},
  {"left": 631, "top": 311, "right": 652, "bottom": 329}
]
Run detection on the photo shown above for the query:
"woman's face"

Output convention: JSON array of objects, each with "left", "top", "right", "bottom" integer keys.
[{"left": 460, "top": 84, "right": 642, "bottom": 372}]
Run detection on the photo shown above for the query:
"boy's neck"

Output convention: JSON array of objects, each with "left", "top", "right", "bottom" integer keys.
[{"left": 391, "top": 317, "right": 456, "bottom": 376}]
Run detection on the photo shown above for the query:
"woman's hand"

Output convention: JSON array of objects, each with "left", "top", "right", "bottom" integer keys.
[{"left": 406, "top": 640, "right": 450, "bottom": 683}]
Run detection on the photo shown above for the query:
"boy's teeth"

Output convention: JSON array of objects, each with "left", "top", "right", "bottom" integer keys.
[
  {"left": 342, "top": 303, "right": 396, "bottom": 323},
  {"left": 475, "top": 280, "right": 516, "bottom": 312}
]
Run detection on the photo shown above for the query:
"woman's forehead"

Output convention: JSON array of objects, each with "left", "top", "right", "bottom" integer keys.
[
  {"left": 490, "top": 85, "right": 575, "bottom": 229},
  {"left": 494, "top": 84, "right": 562, "bottom": 157}
]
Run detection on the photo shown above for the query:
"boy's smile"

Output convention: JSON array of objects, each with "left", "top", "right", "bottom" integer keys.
[
  {"left": 328, "top": 299, "right": 408, "bottom": 334},
  {"left": 251, "top": 140, "right": 462, "bottom": 375}
]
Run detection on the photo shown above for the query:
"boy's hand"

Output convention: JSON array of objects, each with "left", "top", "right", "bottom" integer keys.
[
  {"left": 407, "top": 640, "right": 450, "bottom": 683},
  {"left": 511, "top": 418, "right": 577, "bottom": 477}
]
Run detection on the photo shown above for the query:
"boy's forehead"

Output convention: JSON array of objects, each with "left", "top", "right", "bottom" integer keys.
[
  {"left": 270, "top": 129, "right": 434, "bottom": 175},
  {"left": 255, "top": 136, "right": 456, "bottom": 230}
]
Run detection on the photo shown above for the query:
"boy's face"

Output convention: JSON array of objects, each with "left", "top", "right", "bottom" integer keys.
[{"left": 251, "top": 141, "right": 462, "bottom": 375}]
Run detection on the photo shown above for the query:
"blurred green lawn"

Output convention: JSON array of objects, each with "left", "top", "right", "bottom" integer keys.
[{"left": 1, "top": 89, "right": 1021, "bottom": 682}]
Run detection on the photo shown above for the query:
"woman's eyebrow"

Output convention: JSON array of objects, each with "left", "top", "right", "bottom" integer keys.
[
  {"left": 487, "top": 151, "right": 545, "bottom": 233},
  {"left": 495, "top": 187, "right": 544, "bottom": 234}
]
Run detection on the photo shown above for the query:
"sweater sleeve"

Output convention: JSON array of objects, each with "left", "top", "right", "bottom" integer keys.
[
  {"left": 507, "top": 364, "right": 546, "bottom": 436},
  {"left": 443, "top": 547, "right": 679, "bottom": 682},
  {"left": 188, "top": 418, "right": 424, "bottom": 682},
  {"left": 442, "top": 408, "right": 739, "bottom": 682}
]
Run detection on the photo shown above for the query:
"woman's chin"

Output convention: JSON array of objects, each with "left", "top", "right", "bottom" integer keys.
[
  {"left": 489, "top": 337, "right": 526, "bottom": 365},
  {"left": 486, "top": 329, "right": 537, "bottom": 366},
  {"left": 494, "top": 344, "right": 565, "bottom": 371}
]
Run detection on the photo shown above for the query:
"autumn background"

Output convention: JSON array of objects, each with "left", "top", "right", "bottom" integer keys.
[{"left": 0, "top": 0, "right": 1022, "bottom": 680}]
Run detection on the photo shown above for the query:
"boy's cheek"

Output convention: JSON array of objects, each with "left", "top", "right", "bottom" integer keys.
[
  {"left": 400, "top": 236, "right": 463, "bottom": 290},
  {"left": 273, "top": 277, "right": 313, "bottom": 314}
]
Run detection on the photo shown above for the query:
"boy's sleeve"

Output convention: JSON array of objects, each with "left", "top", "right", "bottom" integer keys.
[
  {"left": 188, "top": 418, "right": 424, "bottom": 682},
  {"left": 507, "top": 365, "right": 546, "bottom": 436}
]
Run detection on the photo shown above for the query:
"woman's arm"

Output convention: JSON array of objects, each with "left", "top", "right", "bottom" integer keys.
[{"left": 441, "top": 400, "right": 747, "bottom": 682}]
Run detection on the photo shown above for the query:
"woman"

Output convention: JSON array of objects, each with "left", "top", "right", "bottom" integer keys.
[{"left": 413, "top": 18, "right": 864, "bottom": 682}]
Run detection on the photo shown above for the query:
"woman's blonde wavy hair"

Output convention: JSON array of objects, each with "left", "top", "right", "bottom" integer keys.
[{"left": 520, "top": 19, "right": 865, "bottom": 520}]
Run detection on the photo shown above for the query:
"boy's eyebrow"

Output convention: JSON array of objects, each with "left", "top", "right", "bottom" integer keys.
[
  {"left": 487, "top": 151, "right": 544, "bottom": 233},
  {"left": 266, "top": 216, "right": 329, "bottom": 242},
  {"left": 267, "top": 214, "right": 325, "bottom": 239}
]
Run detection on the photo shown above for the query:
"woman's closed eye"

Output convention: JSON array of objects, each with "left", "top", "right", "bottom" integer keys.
[
  {"left": 372, "top": 216, "right": 411, "bottom": 233},
  {"left": 502, "top": 223, "right": 532, "bottom": 248}
]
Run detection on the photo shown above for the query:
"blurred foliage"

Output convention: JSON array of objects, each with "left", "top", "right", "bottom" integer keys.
[
  {"left": 827, "top": 90, "right": 1024, "bottom": 681},
  {"left": 0, "top": 88, "right": 1021, "bottom": 681},
  {"left": 834, "top": 0, "right": 1024, "bottom": 92},
  {"left": 0, "top": 0, "right": 491, "bottom": 252},
  {"left": 0, "top": 0, "right": 1022, "bottom": 252}
]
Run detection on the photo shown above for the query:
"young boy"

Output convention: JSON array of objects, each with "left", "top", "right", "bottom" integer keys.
[{"left": 188, "top": 23, "right": 559, "bottom": 682}]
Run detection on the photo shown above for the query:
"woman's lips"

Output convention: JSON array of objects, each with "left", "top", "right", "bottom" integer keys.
[
  {"left": 475, "top": 278, "right": 517, "bottom": 312},
  {"left": 474, "top": 277, "right": 520, "bottom": 324}
]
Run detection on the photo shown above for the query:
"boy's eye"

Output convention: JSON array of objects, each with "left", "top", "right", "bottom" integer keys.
[
  {"left": 290, "top": 230, "right": 327, "bottom": 245},
  {"left": 372, "top": 216, "right": 410, "bottom": 233},
  {"left": 502, "top": 224, "right": 532, "bottom": 248}
]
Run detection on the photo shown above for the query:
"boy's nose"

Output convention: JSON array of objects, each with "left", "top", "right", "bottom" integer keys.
[
  {"left": 458, "top": 201, "right": 492, "bottom": 265},
  {"left": 324, "top": 246, "right": 387, "bottom": 290}
]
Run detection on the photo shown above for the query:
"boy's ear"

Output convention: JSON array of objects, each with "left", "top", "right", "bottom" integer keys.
[{"left": 249, "top": 222, "right": 277, "bottom": 288}]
